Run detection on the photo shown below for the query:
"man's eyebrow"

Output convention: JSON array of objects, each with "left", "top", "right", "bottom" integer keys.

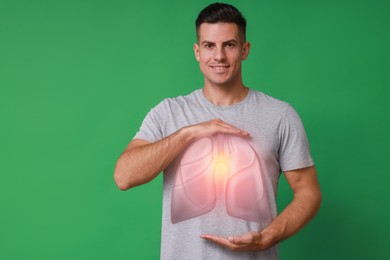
[
  {"left": 224, "top": 39, "right": 239, "bottom": 44},
  {"left": 201, "top": 40, "right": 215, "bottom": 45},
  {"left": 201, "top": 39, "right": 239, "bottom": 44}
]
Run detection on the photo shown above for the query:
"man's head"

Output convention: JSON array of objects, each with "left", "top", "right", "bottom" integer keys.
[
  {"left": 194, "top": 3, "right": 250, "bottom": 88},
  {"left": 196, "top": 2, "right": 247, "bottom": 43}
]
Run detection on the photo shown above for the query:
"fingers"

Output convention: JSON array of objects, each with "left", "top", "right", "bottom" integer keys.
[
  {"left": 200, "top": 234, "right": 237, "bottom": 250},
  {"left": 200, "top": 232, "right": 263, "bottom": 252},
  {"left": 193, "top": 118, "right": 250, "bottom": 138},
  {"left": 185, "top": 118, "right": 250, "bottom": 141},
  {"left": 200, "top": 234, "right": 229, "bottom": 245},
  {"left": 212, "top": 118, "right": 249, "bottom": 136}
]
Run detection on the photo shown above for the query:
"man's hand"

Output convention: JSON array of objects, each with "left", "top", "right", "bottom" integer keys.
[
  {"left": 185, "top": 118, "right": 250, "bottom": 140},
  {"left": 200, "top": 231, "right": 274, "bottom": 252},
  {"left": 114, "top": 118, "right": 249, "bottom": 190},
  {"left": 199, "top": 166, "right": 321, "bottom": 252}
]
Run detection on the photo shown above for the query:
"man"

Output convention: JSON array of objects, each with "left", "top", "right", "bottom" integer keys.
[{"left": 114, "top": 3, "right": 321, "bottom": 259}]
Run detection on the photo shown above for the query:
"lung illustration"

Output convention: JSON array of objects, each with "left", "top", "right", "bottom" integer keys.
[{"left": 171, "top": 134, "right": 267, "bottom": 224}]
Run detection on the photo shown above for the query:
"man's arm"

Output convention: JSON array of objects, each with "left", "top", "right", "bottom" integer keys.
[
  {"left": 114, "top": 119, "right": 249, "bottom": 190},
  {"left": 201, "top": 165, "right": 322, "bottom": 251}
]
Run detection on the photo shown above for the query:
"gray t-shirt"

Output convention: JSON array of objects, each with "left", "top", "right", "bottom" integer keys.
[{"left": 134, "top": 88, "right": 314, "bottom": 260}]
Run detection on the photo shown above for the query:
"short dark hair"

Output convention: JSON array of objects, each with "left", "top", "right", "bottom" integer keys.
[{"left": 195, "top": 2, "right": 247, "bottom": 41}]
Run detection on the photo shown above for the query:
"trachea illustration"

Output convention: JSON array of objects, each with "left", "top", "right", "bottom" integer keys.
[{"left": 171, "top": 134, "right": 269, "bottom": 224}]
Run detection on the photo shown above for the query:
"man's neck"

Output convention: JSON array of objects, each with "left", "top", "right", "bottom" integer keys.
[{"left": 202, "top": 83, "right": 249, "bottom": 106}]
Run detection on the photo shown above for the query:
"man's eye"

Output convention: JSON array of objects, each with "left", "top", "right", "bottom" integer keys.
[
  {"left": 205, "top": 44, "right": 213, "bottom": 49},
  {"left": 226, "top": 43, "right": 235, "bottom": 48}
]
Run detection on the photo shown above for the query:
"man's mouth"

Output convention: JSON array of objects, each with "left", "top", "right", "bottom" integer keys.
[{"left": 210, "top": 65, "right": 230, "bottom": 71}]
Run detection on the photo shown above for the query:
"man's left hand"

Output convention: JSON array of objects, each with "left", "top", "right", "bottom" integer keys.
[{"left": 200, "top": 231, "right": 274, "bottom": 252}]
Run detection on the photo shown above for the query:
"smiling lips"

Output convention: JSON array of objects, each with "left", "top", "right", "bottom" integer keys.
[{"left": 210, "top": 64, "right": 230, "bottom": 72}]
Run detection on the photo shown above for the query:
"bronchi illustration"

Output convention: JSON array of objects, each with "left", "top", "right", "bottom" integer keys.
[{"left": 171, "top": 133, "right": 268, "bottom": 224}]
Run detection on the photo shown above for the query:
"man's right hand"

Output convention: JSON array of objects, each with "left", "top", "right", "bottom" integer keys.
[
  {"left": 114, "top": 118, "right": 249, "bottom": 190},
  {"left": 184, "top": 118, "right": 250, "bottom": 140}
]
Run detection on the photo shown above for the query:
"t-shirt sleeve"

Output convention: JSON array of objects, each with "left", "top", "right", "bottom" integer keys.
[
  {"left": 133, "top": 101, "right": 165, "bottom": 143},
  {"left": 278, "top": 105, "right": 314, "bottom": 172}
]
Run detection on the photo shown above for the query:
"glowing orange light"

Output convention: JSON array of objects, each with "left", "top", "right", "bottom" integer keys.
[
  {"left": 215, "top": 162, "right": 228, "bottom": 176},
  {"left": 214, "top": 155, "right": 229, "bottom": 184},
  {"left": 171, "top": 134, "right": 267, "bottom": 224}
]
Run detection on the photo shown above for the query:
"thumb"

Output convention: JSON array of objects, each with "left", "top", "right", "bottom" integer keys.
[{"left": 228, "top": 232, "right": 258, "bottom": 245}]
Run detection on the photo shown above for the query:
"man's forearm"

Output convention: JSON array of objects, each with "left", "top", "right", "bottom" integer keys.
[
  {"left": 260, "top": 188, "right": 322, "bottom": 247},
  {"left": 260, "top": 167, "right": 322, "bottom": 248},
  {"left": 114, "top": 119, "right": 249, "bottom": 190},
  {"left": 114, "top": 127, "right": 194, "bottom": 190},
  {"left": 199, "top": 166, "right": 321, "bottom": 251}
]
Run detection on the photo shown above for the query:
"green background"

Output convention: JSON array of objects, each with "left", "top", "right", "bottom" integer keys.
[{"left": 1, "top": 0, "right": 389, "bottom": 259}]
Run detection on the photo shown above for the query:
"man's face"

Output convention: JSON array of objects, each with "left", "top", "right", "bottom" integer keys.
[{"left": 194, "top": 23, "right": 250, "bottom": 88}]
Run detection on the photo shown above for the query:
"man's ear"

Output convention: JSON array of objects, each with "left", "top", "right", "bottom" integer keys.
[
  {"left": 193, "top": 43, "right": 200, "bottom": 62},
  {"left": 241, "top": 41, "right": 250, "bottom": 61}
]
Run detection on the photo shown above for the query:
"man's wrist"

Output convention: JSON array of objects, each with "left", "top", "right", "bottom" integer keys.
[
  {"left": 177, "top": 126, "right": 196, "bottom": 144},
  {"left": 260, "top": 224, "right": 285, "bottom": 248}
]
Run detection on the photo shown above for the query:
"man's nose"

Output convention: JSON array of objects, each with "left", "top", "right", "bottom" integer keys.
[{"left": 214, "top": 47, "right": 226, "bottom": 61}]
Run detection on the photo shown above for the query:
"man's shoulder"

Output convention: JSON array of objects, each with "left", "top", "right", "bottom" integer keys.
[{"left": 250, "top": 89, "right": 290, "bottom": 110}]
